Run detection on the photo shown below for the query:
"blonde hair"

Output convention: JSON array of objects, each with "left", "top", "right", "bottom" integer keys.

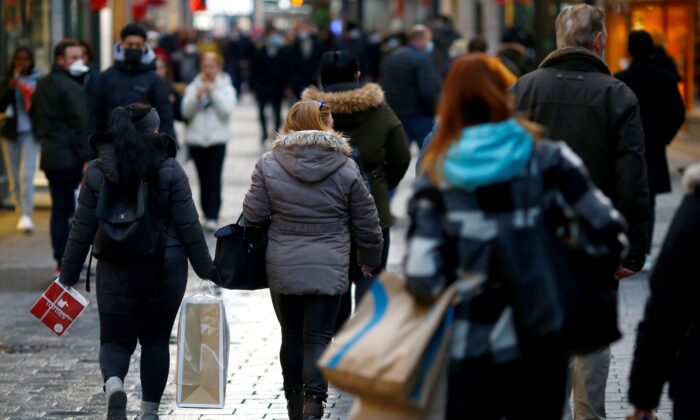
[
  {"left": 282, "top": 100, "right": 333, "bottom": 133},
  {"left": 555, "top": 4, "right": 606, "bottom": 49},
  {"left": 201, "top": 51, "right": 223, "bottom": 68}
]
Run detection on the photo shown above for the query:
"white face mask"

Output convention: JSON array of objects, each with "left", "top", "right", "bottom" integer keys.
[{"left": 68, "top": 59, "right": 89, "bottom": 76}]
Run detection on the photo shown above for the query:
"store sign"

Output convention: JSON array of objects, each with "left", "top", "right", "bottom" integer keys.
[{"left": 90, "top": 0, "right": 108, "bottom": 11}]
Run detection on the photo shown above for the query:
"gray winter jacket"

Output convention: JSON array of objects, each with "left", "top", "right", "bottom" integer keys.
[{"left": 243, "top": 130, "right": 384, "bottom": 296}]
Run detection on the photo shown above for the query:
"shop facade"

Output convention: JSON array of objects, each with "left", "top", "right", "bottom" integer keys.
[{"left": 606, "top": 0, "right": 697, "bottom": 107}]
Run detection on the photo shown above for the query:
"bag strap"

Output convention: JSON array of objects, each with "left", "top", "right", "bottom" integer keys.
[{"left": 86, "top": 247, "right": 93, "bottom": 292}]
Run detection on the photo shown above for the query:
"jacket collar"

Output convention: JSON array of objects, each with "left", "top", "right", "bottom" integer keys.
[
  {"left": 272, "top": 130, "right": 352, "bottom": 155},
  {"left": 539, "top": 47, "right": 611, "bottom": 75},
  {"left": 301, "top": 83, "right": 384, "bottom": 114}
]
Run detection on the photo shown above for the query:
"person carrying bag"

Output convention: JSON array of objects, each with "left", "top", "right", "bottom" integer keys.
[
  {"left": 242, "top": 100, "right": 383, "bottom": 420},
  {"left": 58, "top": 104, "right": 218, "bottom": 420}
]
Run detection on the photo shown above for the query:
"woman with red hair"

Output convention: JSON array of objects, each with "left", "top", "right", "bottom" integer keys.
[{"left": 404, "top": 55, "right": 628, "bottom": 418}]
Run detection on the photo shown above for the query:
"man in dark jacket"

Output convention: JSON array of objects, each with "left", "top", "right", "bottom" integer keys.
[
  {"left": 250, "top": 29, "right": 292, "bottom": 143},
  {"left": 512, "top": 5, "right": 650, "bottom": 419},
  {"left": 303, "top": 51, "right": 411, "bottom": 331},
  {"left": 628, "top": 164, "right": 700, "bottom": 420},
  {"left": 379, "top": 25, "right": 441, "bottom": 149},
  {"left": 31, "top": 38, "right": 89, "bottom": 274},
  {"left": 88, "top": 23, "right": 175, "bottom": 139},
  {"left": 615, "top": 30, "right": 685, "bottom": 267}
]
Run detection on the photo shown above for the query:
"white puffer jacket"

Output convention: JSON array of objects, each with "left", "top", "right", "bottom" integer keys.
[{"left": 181, "top": 72, "right": 236, "bottom": 147}]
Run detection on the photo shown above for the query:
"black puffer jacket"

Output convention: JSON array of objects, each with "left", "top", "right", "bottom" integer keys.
[
  {"left": 512, "top": 47, "right": 650, "bottom": 271},
  {"left": 88, "top": 48, "right": 175, "bottom": 139},
  {"left": 379, "top": 45, "right": 441, "bottom": 117},
  {"left": 31, "top": 65, "right": 89, "bottom": 171},
  {"left": 59, "top": 134, "right": 214, "bottom": 286},
  {"left": 628, "top": 164, "right": 700, "bottom": 414}
]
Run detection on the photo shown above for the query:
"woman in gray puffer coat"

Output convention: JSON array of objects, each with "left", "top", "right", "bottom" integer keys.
[
  {"left": 58, "top": 104, "right": 217, "bottom": 420},
  {"left": 243, "top": 100, "right": 383, "bottom": 420}
]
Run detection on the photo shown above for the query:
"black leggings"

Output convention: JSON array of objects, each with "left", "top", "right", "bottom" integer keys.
[
  {"left": 447, "top": 350, "right": 569, "bottom": 419},
  {"left": 189, "top": 144, "right": 226, "bottom": 221},
  {"left": 271, "top": 292, "right": 341, "bottom": 400},
  {"left": 96, "top": 250, "right": 188, "bottom": 403}
]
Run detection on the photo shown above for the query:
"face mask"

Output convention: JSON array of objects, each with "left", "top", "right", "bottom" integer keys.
[
  {"left": 124, "top": 48, "right": 143, "bottom": 65},
  {"left": 425, "top": 41, "right": 434, "bottom": 54},
  {"left": 269, "top": 35, "right": 285, "bottom": 47},
  {"left": 185, "top": 44, "right": 198, "bottom": 54},
  {"left": 68, "top": 59, "right": 89, "bottom": 76}
]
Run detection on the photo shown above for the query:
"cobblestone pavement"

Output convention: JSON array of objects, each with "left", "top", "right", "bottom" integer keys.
[{"left": 0, "top": 95, "right": 697, "bottom": 419}]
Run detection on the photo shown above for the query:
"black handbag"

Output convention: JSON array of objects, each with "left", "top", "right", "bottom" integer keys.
[{"left": 213, "top": 216, "right": 268, "bottom": 290}]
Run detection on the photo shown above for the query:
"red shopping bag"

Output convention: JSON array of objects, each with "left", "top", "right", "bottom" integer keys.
[{"left": 30, "top": 279, "right": 89, "bottom": 336}]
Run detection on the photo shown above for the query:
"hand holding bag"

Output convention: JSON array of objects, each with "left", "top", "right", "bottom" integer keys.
[
  {"left": 212, "top": 215, "right": 268, "bottom": 290},
  {"left": 318, "top": 271, "right": 457, "bottom": 410}
]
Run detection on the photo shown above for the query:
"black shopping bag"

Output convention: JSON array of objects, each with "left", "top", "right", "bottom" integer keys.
[{"left": 213, "top": 218, "right": 268, "bottom": 290}]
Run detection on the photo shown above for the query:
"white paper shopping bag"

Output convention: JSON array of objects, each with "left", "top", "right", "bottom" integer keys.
[{"left": 176, "top": 294, "right": 229, "bottom": 408}]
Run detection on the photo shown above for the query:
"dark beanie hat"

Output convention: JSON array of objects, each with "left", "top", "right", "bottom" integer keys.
[
  {"left": 628, "top": 30, "right": 654, "bottom": 60},
  {"left": 120, "top": 23, "right": 147, "bottom": 41}
]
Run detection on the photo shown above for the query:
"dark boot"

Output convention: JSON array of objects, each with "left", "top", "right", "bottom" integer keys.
[
  {"left": 285, "top": 390, "right": 303, "bottom": 420},
  {"left": 302, "top": 394, "right": 324, "bottom": 420}
]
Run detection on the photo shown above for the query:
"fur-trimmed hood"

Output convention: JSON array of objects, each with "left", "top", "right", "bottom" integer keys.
[
  {"left": 301, "top": 83, "right": 385, "bottom": 114},
  {"left": 540, "top": 47, "right": 611, "bottom": 75},
  {"left": 682, "top": 163, "right": 700, "bottom": 194},
  {"left": 271, "top": 130, "right": 352, "bottom": 183}
]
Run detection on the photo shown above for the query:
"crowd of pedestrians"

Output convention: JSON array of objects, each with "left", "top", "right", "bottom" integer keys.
[{"left": 0, "top": 3, "right": 697, "bottom": 419}]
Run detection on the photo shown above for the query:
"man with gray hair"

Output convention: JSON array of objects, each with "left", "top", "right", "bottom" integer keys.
[
  {"left": 380, "top": 25, "right": 441, "bottom": 149},
  {"left": 512, "top": 4, "right": 650, "bottom": 419}
]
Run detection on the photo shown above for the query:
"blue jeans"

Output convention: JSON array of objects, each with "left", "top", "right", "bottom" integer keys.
[
  {"left": 399, "top": 115, "right": 435, "bottom": 149},
  {"left": 1, "top": 132, "right": 40, "bottom": 215}
]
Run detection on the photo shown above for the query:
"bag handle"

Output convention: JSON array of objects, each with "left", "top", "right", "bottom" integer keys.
[{"left": 86, "top": 247, "right": 93, "bottom": 292}]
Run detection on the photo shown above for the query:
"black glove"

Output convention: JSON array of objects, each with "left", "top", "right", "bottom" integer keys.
[{"left": 207, "top": 266, "right": 222, "bottom": 285}]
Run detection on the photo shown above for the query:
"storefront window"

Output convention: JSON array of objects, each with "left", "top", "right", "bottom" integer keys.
[
  {"left": 1, "top": 0, "right": 53, "bottom": 75},
  {"left": 607, "top": 1, "right": 695, "bottom": 108}
]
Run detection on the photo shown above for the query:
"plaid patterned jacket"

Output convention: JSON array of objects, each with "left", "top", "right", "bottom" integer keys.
[{"left": 404, "top": 140, "right": 628, "bottom": 364}]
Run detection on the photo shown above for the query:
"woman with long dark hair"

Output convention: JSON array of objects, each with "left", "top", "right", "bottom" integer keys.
[
  {"left": 58, "top": 104, "right": 218, "bottom": 420},
  {"left": 405, "top": 55, "right": 627, "bottom": 418},
  {"left": 0, "top": 47, "right": 42, "bottom": 233}
]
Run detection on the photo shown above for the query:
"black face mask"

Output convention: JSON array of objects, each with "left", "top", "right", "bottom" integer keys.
[{"left": 124, "top": 48, "right": 143, "bottom": 65}]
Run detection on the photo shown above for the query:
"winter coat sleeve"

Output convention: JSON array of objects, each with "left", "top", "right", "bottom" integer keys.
[
  {"left": 416, "top": 57, "right": 441, "bottom": 115},
  {"left": 242, "top": 158, "right": 272, "bottom": 226},
  {"left": 180, "top": 81, "right": 199, "bottom": 121},
  {"left": 59, "top": 164, "right": 101, "bottom": 286},
  {"left": 167, "top": 160, "right": 214, "bottom": 279},
  {"left": 628, "top": 193, "right": 699, "bottom": 410},
  {"left": 210, "top": 80, "right": 236, "bottom": 122},
  {"left": 660, "top": 81, "right": 685, "bottom": 145},
  {"left": 404, "top": 184, "right": 451, "bottom": 304},
  {"left": 87, "top": 72, "right": 106, "bottom": 137},
  {"left": 151, "top": 75, "right": 176, "bottom": 140},
  {"left": 542, "top": 141, "right": 627, "bottom": 257},
  {"left": 347, "top": 161, "right": 383, "bottom": 268},
  {"left": 384, "top": 119, "right": 411, "bottom": 190},
  {"left": 611, "top": 94, "right": 651, "bottom": 271}
]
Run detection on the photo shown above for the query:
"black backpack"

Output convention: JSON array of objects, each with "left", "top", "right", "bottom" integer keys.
[{"left": 93, "top": 180, "right": 163, "bottom": 262}]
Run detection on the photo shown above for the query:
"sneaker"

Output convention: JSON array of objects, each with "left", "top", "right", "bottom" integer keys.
[
  {"left": 17, "top": 215, "right": 34, "bottom": 233},
  {"left": 204, "top": 219, "right": 218, "bottom": 232},
  {"left": 105, "top": 376, "right": 127, "bottom": 420}
]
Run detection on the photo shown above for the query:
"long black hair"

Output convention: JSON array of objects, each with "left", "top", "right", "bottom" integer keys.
[
  {"left": 109, "top": 104, "right": 161, "bottom": 188},
  {"left": 9, "top": 47, "right": 35, "bottom": 76}
]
